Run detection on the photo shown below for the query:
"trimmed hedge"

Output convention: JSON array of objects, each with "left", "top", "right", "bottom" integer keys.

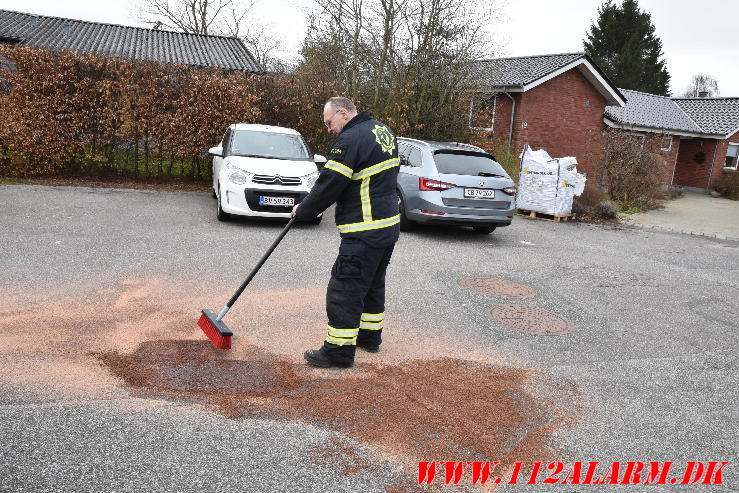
[{"left": 0, "top": 46, "right": 336, "bottom": 179}]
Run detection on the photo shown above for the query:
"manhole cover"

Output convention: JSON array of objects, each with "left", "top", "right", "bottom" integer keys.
[
  {"left": 490, "top": 305, "right": 575, "bottom": 335},
  {"left": 458, "top": 277, "right": 536, "bottom": 299}
]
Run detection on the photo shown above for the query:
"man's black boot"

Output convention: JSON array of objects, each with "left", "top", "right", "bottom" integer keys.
[
  {"left": 356, "top": 329, "right": 381, "bottom": 353},
  {"left": 304, "top": 347, "right": 353, "bottom": 368},
  {"left": 357, "top": 342, "right": 380, "bottom": 353}
]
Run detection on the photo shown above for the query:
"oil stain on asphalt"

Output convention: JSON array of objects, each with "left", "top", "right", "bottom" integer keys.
[{"left": 97, "top": 339, "right": 579, "bottom": 484}]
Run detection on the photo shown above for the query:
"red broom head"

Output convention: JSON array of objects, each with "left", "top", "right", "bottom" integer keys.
[{"left": 198, "top": 309, "right": 232, "bottom": 350}]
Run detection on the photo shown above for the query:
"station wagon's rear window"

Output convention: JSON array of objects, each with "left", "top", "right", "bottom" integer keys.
[{"left": 433, "top": 151, "right": 508, "bottom": 177}]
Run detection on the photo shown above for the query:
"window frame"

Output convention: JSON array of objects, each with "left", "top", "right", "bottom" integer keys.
[
  {"left": 725, "top": 142, "right": 739, "bottom": 170},
  {"left": 626, "top": 132, "right": 646, "bottom": 148},
  {"left": 467, "top": 94, "right": 497, "bottom": 132},
  {"left": 660, "top": 135, "right": 672, "bottom": 152}
]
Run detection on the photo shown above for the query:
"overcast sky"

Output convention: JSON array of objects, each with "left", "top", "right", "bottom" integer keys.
[{"left": 1, "top": 0, "right": 737, "bottom": 96}]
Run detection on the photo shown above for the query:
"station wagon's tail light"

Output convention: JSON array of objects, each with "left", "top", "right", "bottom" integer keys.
[
  {"left": 419, "top": 178, "right": 455, "bottom": 191},
  {"left": 502, "top": 186, "right": 517, "bottom": 196}
]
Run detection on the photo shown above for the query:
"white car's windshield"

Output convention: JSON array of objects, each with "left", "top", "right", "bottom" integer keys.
[{"left": 230, "top": 130, "right": 311, "bottom": 160}]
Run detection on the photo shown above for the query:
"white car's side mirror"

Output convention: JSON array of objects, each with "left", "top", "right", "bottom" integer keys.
[
  {"left": 209, "top": 146, "right": 224, "bottom": 157},
  {"left": 314, "top": 154, "right": 327, "bottom": 164}
]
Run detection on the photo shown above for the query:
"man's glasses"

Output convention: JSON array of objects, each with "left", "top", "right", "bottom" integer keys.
[{"left": 324, "top": 109, "right": 341, "bottom": 128}]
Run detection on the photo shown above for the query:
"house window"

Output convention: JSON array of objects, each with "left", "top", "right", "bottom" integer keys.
[
  {"left": 661, "top": 135, "right": 672, "bottom": 152},
  {"left": 0, "top": 55, "right": 16, "bottom": 94},
  {"left": 627, "top": 133, "right": 645, "bottom": 148},
  {"left": 468, "top": 93, "right": 496, "bottom": 131},
  {"left": 725, "top": 143, "right": 738, "bottom": 170}
]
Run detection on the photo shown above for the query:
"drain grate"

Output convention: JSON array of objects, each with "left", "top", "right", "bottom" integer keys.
[
  {"left": 458, "top": 277, "right": 536, "bottom": 299},
  {"left": 490, "top": 305, "right": 575, "bottom": 335}
]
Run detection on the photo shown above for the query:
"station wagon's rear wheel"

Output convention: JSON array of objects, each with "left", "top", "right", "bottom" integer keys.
[
  {"left": 398, "top": 193, "right": 413, "bottom": 231},
  {"left": 473, "top": 225, "right": 496, "bottom": 234}
]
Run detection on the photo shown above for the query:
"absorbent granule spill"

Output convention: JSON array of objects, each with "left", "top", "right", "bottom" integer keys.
[
  {"left": 97, "top": 339, "right": 580, "bottom": 488},
  {"left": 1, "top": 275, "right": 581, "bottom": 488}
]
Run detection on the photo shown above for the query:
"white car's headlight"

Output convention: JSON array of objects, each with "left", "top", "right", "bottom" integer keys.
[
  {"left": 228, "top": 170, "right": 249, "bottom": 185},
  {"left": 301, "top": 170, "right": 320, "bottom": 188},
  {"left": 225, "top": 162, "right": 254, "bottom": 185}
]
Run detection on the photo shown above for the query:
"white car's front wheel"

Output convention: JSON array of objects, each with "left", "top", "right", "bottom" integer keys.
[{"left": 216, "top": 183, "right": 231, "bottom": 222}]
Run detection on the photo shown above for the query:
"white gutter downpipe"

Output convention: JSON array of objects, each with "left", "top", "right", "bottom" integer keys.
[
  {"left": 503, "top": 91, "right": 516, "bottom": 145},
  {"left": 670, "top": 135, "right": 679, "bottom": 186},
  {"left": 706, "top": 140, "right": 719, "bottom": 191}
]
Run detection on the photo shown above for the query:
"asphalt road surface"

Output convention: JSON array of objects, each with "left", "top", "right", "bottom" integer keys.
[{"left": 1, "top": 184, "right": 737, "bottom": 492}]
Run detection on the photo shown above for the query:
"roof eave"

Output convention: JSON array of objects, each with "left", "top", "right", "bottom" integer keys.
[
  {"left": 470, "top": 84, "right": 524, "bottom": 93},
  {"left": 603, "top": 117, "right": 723, "bottom": 138},
  {"left": 720, "top": 124, "right": 739, "bottom": 140}
]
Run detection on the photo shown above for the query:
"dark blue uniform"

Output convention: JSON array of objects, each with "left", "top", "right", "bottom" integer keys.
[{"left": 296, "top": 110, "right": 399, "bottom": 366}]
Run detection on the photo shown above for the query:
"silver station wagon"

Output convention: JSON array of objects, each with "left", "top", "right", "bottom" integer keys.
[{"left": 396, "top": 138, "right": 516, "bottom": 234}]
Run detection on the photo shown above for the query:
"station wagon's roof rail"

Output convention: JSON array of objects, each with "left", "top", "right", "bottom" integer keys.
[
  {"left": 397, "top": 137, "right": 430, "bottom": 147},
  {"left": 440, "top": 141, "right": 486, "bottom": 152}
]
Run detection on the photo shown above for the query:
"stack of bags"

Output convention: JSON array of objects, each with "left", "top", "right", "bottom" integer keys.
[{"left": 516, "top": 147, "right": 586, "bottom": 215}]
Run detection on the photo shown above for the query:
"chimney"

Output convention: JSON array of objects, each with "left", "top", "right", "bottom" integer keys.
[{"left": 698, "top": 91, "right": 709, "bottom": 98}]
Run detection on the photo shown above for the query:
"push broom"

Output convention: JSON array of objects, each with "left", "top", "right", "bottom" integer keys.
[{"left": 198, "top": 217, "right": 296, "bottom": 349}]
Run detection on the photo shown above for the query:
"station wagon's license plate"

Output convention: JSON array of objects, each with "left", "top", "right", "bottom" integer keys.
[
  {"left": 259, "top": 196, "right": 294, "bottom": 207},
  {"left": 464, "top": 188, "right": 495, "bottom": 199}
]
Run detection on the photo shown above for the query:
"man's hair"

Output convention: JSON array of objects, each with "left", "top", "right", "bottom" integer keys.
[{"left": 325, "top": 96, "right": 357, "bottom": 114}]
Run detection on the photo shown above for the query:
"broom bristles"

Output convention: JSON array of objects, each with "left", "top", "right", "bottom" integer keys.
[{"left": 198, "top": 309, "right": 232, "bottom": 349}]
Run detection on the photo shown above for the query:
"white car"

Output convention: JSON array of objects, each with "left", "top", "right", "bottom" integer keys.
[{"left": 210, "top": 124, "right": 326, "bottom": 223}]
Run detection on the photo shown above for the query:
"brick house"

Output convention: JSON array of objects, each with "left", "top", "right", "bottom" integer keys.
[
  {"left": 0, "top": 9, "right": 263, "bottom": 72},
  {"left": 471, "top": 53, "right": 626, "bottom": 179},
  {"left": 669, "top": 98, "right": 739, "bottom": 189},
  {"left": 605, "top": 92, "right": 739, "bottom": 190},
  {"left": 472, "top": 53, "right": 739, "bottom": 190}
]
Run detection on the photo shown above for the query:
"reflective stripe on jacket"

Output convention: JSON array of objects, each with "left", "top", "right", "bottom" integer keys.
[{"left": 296, "top": 110, "right": 400, "bottom": 247}]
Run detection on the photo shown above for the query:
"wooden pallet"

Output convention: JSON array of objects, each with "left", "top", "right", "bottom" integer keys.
[{"left": 516, "top": 209, "right": 574, "bottom": 222}]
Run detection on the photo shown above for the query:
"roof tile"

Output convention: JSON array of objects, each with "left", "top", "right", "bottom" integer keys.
[
  {"left": 605, "top": 89, "right": 703, "bottom": 134},
  {"left": 673, "top": 98, "right": 739, "bottom": 137},
  {"left": 0, "top": 9, "right": 263, "bottom": 72},
  {"left": 472, "top": 53, "right": 585, "bottom": 87}
]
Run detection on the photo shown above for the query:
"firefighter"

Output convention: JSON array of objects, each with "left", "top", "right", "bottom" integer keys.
[{"left": 291, "top": 96, "right": 400, "bottom": 368}]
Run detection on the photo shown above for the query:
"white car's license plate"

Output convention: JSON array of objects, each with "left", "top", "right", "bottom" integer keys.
[
  {"left": 464, "top": 188, "right": 495, "bottom": 199},
  {"left": 259, "top": 196, "right": 295, "bottom": 206}
]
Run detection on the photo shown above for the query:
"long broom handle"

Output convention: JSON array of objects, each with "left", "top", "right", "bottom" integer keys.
[{"left": 216, "top": 217, "right": 296, "bottom": 321}]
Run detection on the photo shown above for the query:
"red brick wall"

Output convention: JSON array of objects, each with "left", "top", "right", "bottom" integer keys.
[
  {"left": 476, "top": 67, "right": 609, "bottom": 180},
  {"left": 660, "top": 136, "right": 681, "bottom": 185},
  {"left": 515, "top": 68, "right": 609, "bottom": 178},
  {"left": 675, "top": 138, "right": 720, "bottom": 188},
  {"left": 710, "top": 129, "right": 739, "bottom": 188},
  {"left": 484, "top": 92, "right": 521, "bottom": 144}
]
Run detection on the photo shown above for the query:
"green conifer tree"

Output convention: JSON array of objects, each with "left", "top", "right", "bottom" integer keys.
[{"left": 584, "top": 0, "right": 671, "bottom": 96}]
